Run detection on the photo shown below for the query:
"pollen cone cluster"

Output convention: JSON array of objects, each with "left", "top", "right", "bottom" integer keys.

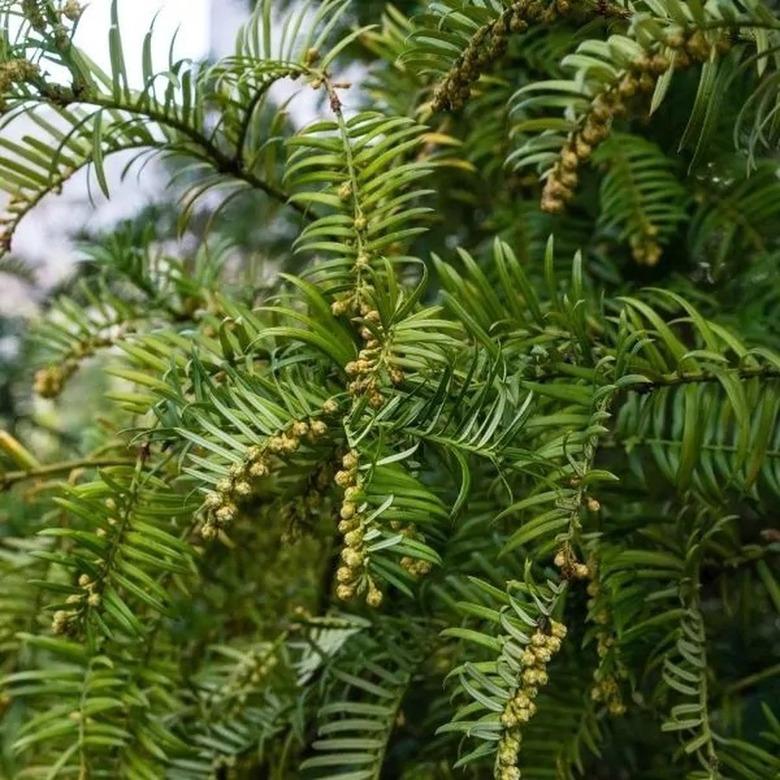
[
  {"left": 200, "top": 418, "right": 328, "bottom": 539},
  {"left": 52, "top": 573, "right": 101, "bottom": 635},
  {"left": 333, "top": 450, "right": 383, "bottom": 607},
  {"left": 496, "top": 620, "right": 566, "bottom": 779},
  {"left": 0, "top": 58, "right": 38, "bottom": 110},
  {"left": 343, "top": 308, "right": 404, "bottom": 409},
  {"left": 541, "top": 29, "right": 731, "bottom": 221},
  {"left": 432, "top": 0, "right": 570, "bottom": 112},
  {"left": 553, "top": 543, "right": 589, "bottom": 580},
  {"left": 540, "top": 55, "right": 668, "bottom": 215}
]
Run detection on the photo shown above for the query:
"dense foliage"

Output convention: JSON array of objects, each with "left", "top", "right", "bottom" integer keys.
[{"left": 0, "top": 0, "right": 779, "bottom": 777}]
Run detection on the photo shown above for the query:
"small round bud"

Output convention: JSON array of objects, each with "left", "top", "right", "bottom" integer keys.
[
  {"left": 609, "top": 701, "right": 627, "bottom": 716},
  {"left": 63, "top": 1, "right": 83, "bottom": 22},
  {"left": 338, "top": 518, "right": 358, "bottom": 534},
  {"left": 389, "top": 367, "right": 404, "bottom": 385},
  {"left": 533, "top": 646, "right": 552, "bottom": 663},
  {"left": 249, "top": 461, "right": 268, "bottom": 478},
  {"left": 310, "top": 420, "right": 327, "bottom": 437},
  {"left": 344, "top": 486, "right": 362, "bottom": 501},
  {"left": 281, "top": 436, "right": 299, "bottom": 453},
  {"left": 204, "top": 491, "right": 221, "bottom": 509},
  {"left": 322, "top": 398, "right": 339, "bottom": 415},
  {"left": 342, "top": 451, "right": 359, "bottom": 469},
  {"left": 561, "top": 148, "right": 579, "bottom": 170},
  {"left": 267, "top": 436, "right": 284, "bottom": 453},
  {"left": 341, "top": 548, "right": 363, "bottom": 567},
  {"left": 336, "top": 583, "right": 355, "bottom": 601},
  {"left": 575, "top": 138, "right": 592, "bottom": 159},
  {"left": 334, "top": 470, "right": 353, "bottom": 488},
  {"left": 233, "top": 481, "right": 252, "bottom": 497},
  {"left": 215, "top": 504, "right": 237, "bottom": 523},
  {"left": 366, "top": 586, "right": 383, "bottom": 608},
  {"left": 550, "top": 621, "right": 567, "bottom": 639},
  {"left": 510, "top": 14, "right": 527, "bottom": 33},
  {"left": 291, "top": 421, "right": 308, "bottom": 437},
  {"left": 338, "top": 182, "right": 352, "bottom": 201}
]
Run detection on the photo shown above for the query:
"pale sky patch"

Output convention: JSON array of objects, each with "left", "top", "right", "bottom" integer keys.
[
  {"left": 1, "top": 0, "right": 229, "bottom": 304},
  {"left": 73, "top": 0, "right": 211, "bottom": 82},
  {"left": 0, "top": 0, "right": 335, "bottom": 310}
]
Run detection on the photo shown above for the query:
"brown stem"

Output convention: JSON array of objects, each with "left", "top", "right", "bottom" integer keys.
[{"left": 0, "top": 457, "right": 136, "bottom": 490}]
